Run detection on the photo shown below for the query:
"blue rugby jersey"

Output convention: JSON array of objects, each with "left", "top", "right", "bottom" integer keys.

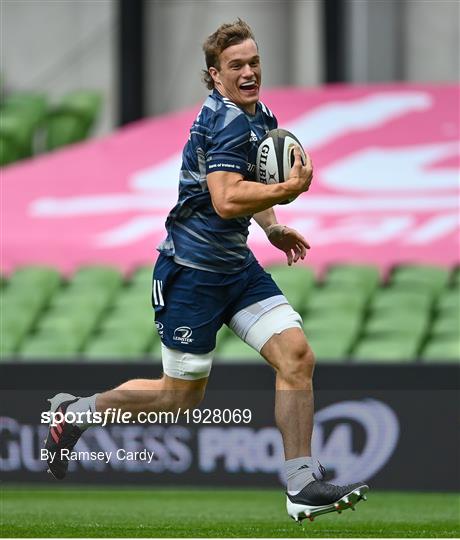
[{"left": 158, "top": 89, "right": 277, "bottom": 273}]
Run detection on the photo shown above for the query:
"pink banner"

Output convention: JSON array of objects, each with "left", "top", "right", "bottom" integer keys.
[{"left": 2, "top": 84, "right": 459, "bottom": 276}]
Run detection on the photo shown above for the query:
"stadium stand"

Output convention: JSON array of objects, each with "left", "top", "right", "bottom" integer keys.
[
  {"left": 0, "top": 89, "right": 102, "bottom": 166},
  {"left": 45, "top": 90, "right": 102, "bottom": 151},
  {"left": 389, "top": 264, "right": 450, "bottom": 296},
  {"left": 215, "top": 335, "right": 261, "bottom": 362},
  {"left": 0, "top": 92, "right": 48, "bottom": 163},
  {"left": 1, "top": 263, "right": 458, "bottom": 363},
  {"left": 0, "top": 111, "right": 36, "bottom": 164},
  {"left": 265, "top": 265, "right": 315, "bottom": 314},
  {"left": 323, "top": 264, "right": 381, "bottom": 297}
]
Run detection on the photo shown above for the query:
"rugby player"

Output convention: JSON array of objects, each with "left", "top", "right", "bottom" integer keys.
[{"left": 44, "top": 18, "right": 368, "bottom": 521}]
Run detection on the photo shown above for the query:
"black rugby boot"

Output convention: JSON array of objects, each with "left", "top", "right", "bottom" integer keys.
[
  {"left": 43, "top": 393, "right": 85, "bottom": 480},
  {"left": 286, "top": 465, "right": 369, "bottom": 522}
]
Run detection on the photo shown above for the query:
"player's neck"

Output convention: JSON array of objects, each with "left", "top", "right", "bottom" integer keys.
[{"left": 214, "top": 88, "right": 257, "bottom": 115}]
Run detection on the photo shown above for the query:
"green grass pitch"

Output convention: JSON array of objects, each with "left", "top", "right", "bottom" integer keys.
[{"left": 1, "top": 486, "right": 459, "bottom": 538}]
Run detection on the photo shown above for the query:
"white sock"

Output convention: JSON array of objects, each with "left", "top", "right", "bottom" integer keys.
[{"left": 67, "top": 394, "right": 99, "bottom": 429}]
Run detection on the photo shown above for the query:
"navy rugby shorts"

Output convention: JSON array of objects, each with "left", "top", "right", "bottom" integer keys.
[{"left": 152, "top": 253, "right": 283, "bottom": 354}]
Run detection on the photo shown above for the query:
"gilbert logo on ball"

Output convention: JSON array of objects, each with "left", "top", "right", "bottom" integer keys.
[{"left": 256, "top": 128, "right": 307, "bottom": 204}]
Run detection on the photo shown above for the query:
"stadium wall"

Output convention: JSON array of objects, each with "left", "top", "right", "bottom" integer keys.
[
  {"left": 2, "top": 0, "right": 458, "bottom": 126},
  {"left": 1, "top": 0, "right": 117, "bottom": 136},
  {"left": 1, "top": 363, "right": 458, "bottom": 491},
  {"left": 144, "top": 0, "right": 324, "bottom": 116}
]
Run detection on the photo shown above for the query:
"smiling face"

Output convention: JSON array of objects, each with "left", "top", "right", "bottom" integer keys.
[{"left": 209, "top": 39, "right": 261, "bottom": 115}]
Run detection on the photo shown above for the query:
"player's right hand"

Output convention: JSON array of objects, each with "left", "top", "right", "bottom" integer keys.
[{"left": 287, "top": 146, "right": 313, "bottom": 194}]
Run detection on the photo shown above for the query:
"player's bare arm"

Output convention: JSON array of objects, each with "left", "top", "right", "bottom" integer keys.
[
  {"left": 207, "top": 147, "right": 312, "bottom": 219},
  {"left": 253, "top": 208, "right": 310, "bottom": 266}
]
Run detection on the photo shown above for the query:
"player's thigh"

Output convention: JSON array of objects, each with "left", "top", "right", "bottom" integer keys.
[
  {"left": 162, "top": 371, "right": 209, "bottom": 391},
  {"left": 230, "top": 301, "right": 314, "bottom": 377},
  {"left": 161, "top": 343, "right": 214, "bottom": 382},
  {"left": 230, "top": 300, "right": 302, "bottom": 357},
  {"left": 162, "top": 369, "right": 209, "bottom": 407},
  {"left": 260, "top": 327, "right": 314, "bottom": 376}
]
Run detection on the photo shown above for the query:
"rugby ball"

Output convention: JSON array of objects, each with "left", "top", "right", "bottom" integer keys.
[{"left": 255, "top": 128, "right": 306, "bottom": 186}]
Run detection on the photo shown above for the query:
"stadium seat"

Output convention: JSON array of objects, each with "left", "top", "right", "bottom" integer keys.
[
  {"left": 303, "top": 312, "right": 362, "bottom": 343},
  {"left": 30, "top": 325, "right": 82, "bottom": 350},
  {"left": 215, "top": 325, "right": 232, "bottom": 350},
  {"left": 436, "top": 288, "right": 460, "bottom": 314},
  {"left": 40, "top": 304, "right": 102, "bottom": 342},
  {"left": 3, "top": 262, "right": 457, "bottom": 366},
  {"left": 305, "top": 288, "right": 367, "bottom": 315},
  {"left": 215, "top": 337, "right": 260, "bottom": 362},
  {"left": 351, "top": 336, "right": 420, "bottom": 362},
  {"left": 83, "top": 337, "right": 147, "bottom": 361},
  {"left": 45, "top": 113, "right": 86, "bottom": 150},
  {"left": 45, "top": 90, "right": 102, "bottom": 150},
  {"left": 108, "top": 298, "right": 154, "bottom": 338},
  {"left": 451, "top": 267, "right": 460, "bottom": 287},
  {"left": 112, "top": 288, "right": 151, "bottom": 309},
  {"left": 18, "top": 334, "right": 79, "bottom": 361},
  {"left": 70, "top": 265, "right": 123, "bottom": 292},
  {"left": 1, "top": 295, "right": 47, "bottom": 351},
  {"left": 100, "top": 310, "right": 154, "bottom": 334},
  {"left": 2, "top": 92, "right": 48, "bottom": 126},
  {"left": 1, "top": 92, "right": 49, "bottom": 161},
  {"left": 148, "top": 335, "right": 163, "bottom": 362},
  {"left": 430, "top": 311, "right": 459, "bottom": 336},
  {"left": 370, "top": 288, "right": 433, "bottom": 312},
  {"left": 0, "top": 111, "right": 35, "bottom": 160},
  {"left": 421, "top": 337, "right": 460, "bottom": 362},
  {"left": 1, "top": 309, "right": 35, "bottom": 345},
  {"left": 84, "top": 303, "right": 155, "bottom": 359},
  {"left": 305, "top": 331, "right": 352, "bottom": 362},
  {"left": 323, "top": 264, "right": 381, "bottom": 297},
  {"left": 127, "top": 266, "right": 155, "bottom": 306},
  {"left": 389, "top": 265, "right": 450, "bottom": 297},
  {"left": 2, "top": 290, "right": 46, "bottom": 319},
  {"left": 319, "top": 281, "right": 371, "bottom": 304},
  {"left": 8, "top": 266, "right": 61, "bottom": 295},
  {"left": 266, "top": 265, "right": 315, "bottom": 314},
  {"left": 50, "top": 289, "right": 112, "bottom": 318},
  {"left": 129, "top": 265, "right": 153, "bottom": 287},
  {"left": 3, "top": 289, "right": 55, "bottom": 319},
  {"left": 363, "top": 310, "right": 429, "bottom": 342},
  {"left": 0, "top": 333, "right": 18, "bottom": 359},
  {"left": 36, "top": 313, "right": 93, "bottom": 349},
  {"left": 128, "top": 280, "right": 152, "bottom": 297},
  {"left": 93, "top": 327, "right": 152, "bottom": 351},
  {"left": 0, "top": 134, "right": 21, "bottom": 166}
]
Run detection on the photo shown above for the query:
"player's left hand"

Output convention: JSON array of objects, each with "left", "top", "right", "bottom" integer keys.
[{"left": 266, "top": 224, "right": 310, "bottom": 266}]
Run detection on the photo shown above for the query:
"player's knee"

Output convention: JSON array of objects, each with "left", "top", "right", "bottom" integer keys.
[
  {"left": 137, "top": 375, "right": 207, "bottom": 413},
  {"left": 280, "top": 339, "right": 315, "bottom": 386},
  {"left": 160, "top": 376, "right": 207, "bottom": 412},
  {"left": 176, "top": 385, "right": 206, "bottom": 410}
]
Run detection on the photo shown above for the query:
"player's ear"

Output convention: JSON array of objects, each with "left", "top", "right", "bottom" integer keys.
[{"left": 209, "top": 67, "right": 220, "bottom": 85}]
